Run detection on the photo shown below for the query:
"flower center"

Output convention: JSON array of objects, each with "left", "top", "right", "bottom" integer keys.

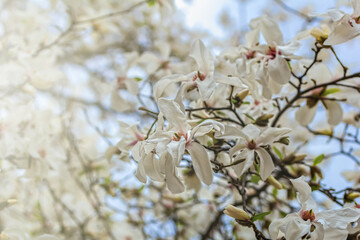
[
  {"left": 247, "top": 139, "right": 257, "bottom": 149},
  {"left": 300, "top": 209, "right": 316, "bottom": 222},
  {"left": 266, "top": 47, "right": 282, "bottom": 60},
  {"left": 172, "top": 132, "right": 188, "bottom": 141},
  {"left": 192, "top": 71, "right": 207, "bottom": 81}
]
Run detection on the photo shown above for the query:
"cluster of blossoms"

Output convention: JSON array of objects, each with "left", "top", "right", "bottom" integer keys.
[{"left": 1, "top": 0, "right": 360, "bottom": 239}]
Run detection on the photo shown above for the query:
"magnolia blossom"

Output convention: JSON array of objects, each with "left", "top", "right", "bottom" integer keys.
[
  {"left": 217, "top": 124, "right": 291, "bottom": 180},
  {"left": 154, "top": 39, "right": 216, "bottom": 100},
  {"left": 269, "top": 177, "right": 360, "bottom": 240},
  {"left": 134, "top": 98, "right": 224, "bottom": 193},
  {"left": 324, "top": 0, "right": 360, "bottom": 45},
  {"left": 295, "top": 63, "right": 343, "bottom": 126}
]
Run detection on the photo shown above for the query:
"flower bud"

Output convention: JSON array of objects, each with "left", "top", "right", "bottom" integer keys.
[
  {"left": 235, "top": 89, "right": 249, "bottom": 101},
  {"left": 310, "top": 25, "right": 330, "bottom": 43},
  {"left": 347, "top": 192, "right": 360, "bottom": 201},
  {"left": 267, "top": 175, "right": 283, "bottom": 189},
  {"left": 223, "top": 205, "right": 250, "bottom": 221},
  {"left": 293, "top": 154, "right": 307, "bottom": 162}
]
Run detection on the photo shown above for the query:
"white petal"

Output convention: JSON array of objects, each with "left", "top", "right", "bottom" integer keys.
[
  {"left": 284, "top": 217, "right": 311, "bottom": 240},
  {"left": 191, "top": 119, "right": 224, "bottom": 138},
  {"left": 318, "top": 207, "right": 360, "bottom": 229},
  {"left": 256, "top": 148, "right": 275, "bottom": 180},
  {"left": 290, "top": 177, "right": 312, "bottom": 204},
  {"left": 258, "top": 127, "right": 292, "bottom": 145},
  {"left": 143, "top": 153, "right": 164, "bottom": 181},
  {"left": 164, "top": 152, "right": 185, "bottom": 193},
  {"left": 323, "top": 228, "right": 348, "bottom": 240},
  {"left": 189, "top": 39, "right": 214, "bottom": 75},
  {"left": 167, "top": 138, "right": 186, "bottom": 166},
  {"left": 135, "top": 158, "right": 147, "bottom": 183},
  {"left": 242, "top": 124, "right": 261, "bottom": 140},
  {"left": 154, "top": 74, "right": 187, "bottom": 99},
  {"left": 325, "top": 17, "right": 360, "bottom": 45},
  {"left": 110, "top": 89, "right": 132, "bottom": 112},
  {"left": 187, "top": 142, "right": 213, "bottom": 185},
  {"left": 325, "top": 100, "right": 343, "bottom": 126},
  {"left": 295, "top": 104, "right": 317, "bottom": 126},
  {"left": 268, "top": 56, "right": 291, "bottom": 85},
  {"left": 158, "top": 98, "right": 189, "bottom": 132},
  {"left": 232, "top": 150, "right": 254, "bottom": 177}
]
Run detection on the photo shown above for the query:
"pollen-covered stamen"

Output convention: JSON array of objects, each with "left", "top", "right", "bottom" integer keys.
[
  {"left": 266, "top": 46, "right": 282, "bottom": 60},
  {"left": 192, "top": 71, "right": 207, "bottom": 82},
  {"left": 172, "top": 132, "right": 188, "bottom": 141},
  {"left": 246, "top": 50, "right": 256, "bottom": 59},
  {"left": 247, "top": 139, "right": 257, "bottom": 149},
  {"left": 300, "top": 209, "right": 316, "bottom": 222}
]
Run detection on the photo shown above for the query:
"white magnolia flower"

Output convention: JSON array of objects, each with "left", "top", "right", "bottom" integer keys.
[
  {"left": 154, "top": 39, "right": 216, "bottom": 100},
  {"left": 269, "top": 177, "right": 360, "bottom": 240},
  {"left": 216, "top": 124, "right": 291, "bottom": 180},
  {"left": 134, "top": 98, "right": 224, "bottom": 193},
  {"left": 324, "top": 0, "right": 360, "bottom": 45},
  {"left": 295, "top": 63, "right": 343, "bottom": 126}
]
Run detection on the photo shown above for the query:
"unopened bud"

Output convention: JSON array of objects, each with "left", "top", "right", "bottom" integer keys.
[
  {"left": 347, "top": 192, "right": 360, "bottom": 201},
  {"left": 235, "top": 89, "right": 249, "bottom": 101},
  {"left": 162, "top": 194, "right": 185, "bottom": 204},
  {"left": 317, "top": 128, "right": 333, "bottom": 137},
  {"left": 310, "top": 25, "right": 330, "bottom": 43},
  {"left": 223, "top": 205, "right": 250, "bottom": 221},
  {"left": 293, "top": 154, "right": 307, "bottom": 162},
  {"left": 254, "top": 114, "right": 274, "bottom": 127},
  {"left": 267, "top": 175, "right": 283, "bottom": 190}
]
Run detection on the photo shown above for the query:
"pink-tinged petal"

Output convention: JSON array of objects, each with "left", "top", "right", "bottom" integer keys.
[
  {"left": 325, "top": 16, "right": 360, "bottom": 45},
  {"left": 295, "top": 104, "right": 317, "bottom": 126},
  {"left": 290, "top": 177, "right": 312, "bottom": 204},
  {"left": 232, "top": 149, "right": 254, "bottom": 177},
  {"left": 164, "top": 152, "right": 185, "bottom": 193},
  {"left": 187, "top": 142, "right": 213, "bottom": 185},
  {"left": 256, "top": 147, "right": 274, "bottom": 180},
  {"left": 158, "top": 98, "right": 189, "bottom": 132},
  {"left": 325, "top": 100, "right": 343, "bottom": 126},
  {"left": 268, "top": 56, "right": 291, "bottom": 85},
  {"left": 189, "top": 39, "right": 214, "bottom": 76}
]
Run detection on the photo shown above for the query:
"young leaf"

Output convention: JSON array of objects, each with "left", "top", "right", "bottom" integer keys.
[
  {"left": 273, "top": 146, "right": 283, "bottom": 160},
  {"left": 321, "top": 88, "right": 341, "bottom": 96},
  {"left": 251, "top": 211, "right": 271, "bottom": 222},
  {"left": 313, "top": 154, "right": 324, "bottom": 166}
]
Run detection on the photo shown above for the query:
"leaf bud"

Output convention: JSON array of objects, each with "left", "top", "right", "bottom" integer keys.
[{"left": 223, "top": 205, "right": 250, "bottom": 221}]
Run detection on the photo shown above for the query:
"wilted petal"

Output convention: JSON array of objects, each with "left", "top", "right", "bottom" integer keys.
[
  {"left": 256, "top": 147, "right": 274, "bottom": 180},
  {"left": 295, "top": 104, "right": 317, "bottom": 126},
  {"left": 187, "top": 142, "right": 213, "bottom": 185}
]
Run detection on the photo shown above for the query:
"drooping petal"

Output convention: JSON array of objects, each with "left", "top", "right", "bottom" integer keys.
[
  {"left": 164, "top": 152, "right": 185, "bottom": 193},
  {"left": 135, "top": 158, "right": 147, "bottom": 183},
  {"left": 325, "top": 100, "right": 343, "bottom": 126},
  {"left": 167, "top": 138, "right": 186, "bottom": 166},
  {"left": 256, "top": 147, "right": 275, "bottom": 180},
  {"left": 295, "top": 104, "right": 317, "bottom": 126},
  {"left": 283, "top": 217, "right": 312, "bottom": 240},
  {"left": 143, "top": 153, "right": 164, "bottom": 182},
  {"left": 232, "top": 149, "right": 254, "bottom": 177},
  {"left": 268, "top": 56, "right": 291, "bottom": 85},
  {"left": 187, "top": 142, "right": 213, "bottom": 185}
]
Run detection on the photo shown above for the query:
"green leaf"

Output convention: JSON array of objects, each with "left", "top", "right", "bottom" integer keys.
[
  {"left": 147, "top": 0, "right": 156, "bottom": 6},
  {"left": 250, "top": 175, "right": 260, "bottom": 184},
  {"left": 135, "top": 77, "right": 142, "bottom": 82},
  {"left": 321, "top": 88, "right": 341, "bottom": 96},
  {"left": 244, "top": 113, "right": 255, "bottom": 121},
  {"left": 251, "top": 211, "right": 271, "bottom": 222},
  {"left": 313, "top": 154, "right": 324, "bottom": 166},
  {"left": 272, "top": 188, "right": 278, "bottom": 198},
  {"left": 273, "top": 146, "right": 283, "bottom": 160},
  {"left": 287, "top": 61, "right": 292, "bottom": 71}
]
